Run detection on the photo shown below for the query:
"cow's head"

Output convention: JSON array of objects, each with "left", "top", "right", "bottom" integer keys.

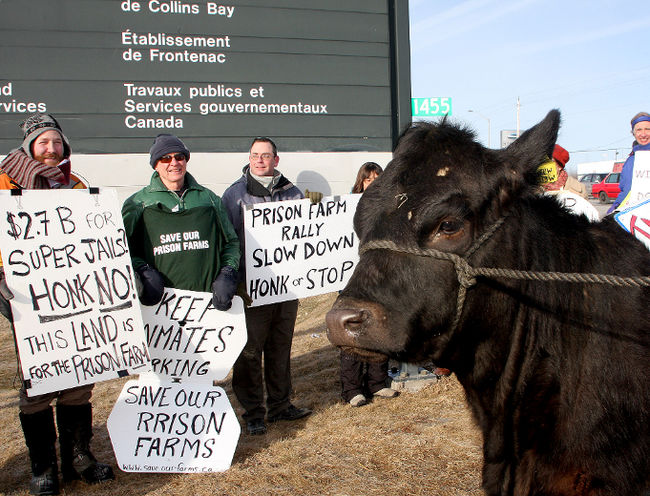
[{"left": 326, "top": 110, "right": 560, "bottom": 365}]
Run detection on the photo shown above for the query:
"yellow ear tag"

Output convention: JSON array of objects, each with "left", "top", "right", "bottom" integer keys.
[{"left": 536, "top": 159, "right": 558, "bottom": 184}]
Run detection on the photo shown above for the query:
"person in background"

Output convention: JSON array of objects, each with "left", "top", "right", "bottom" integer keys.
[
  {"left": 351, "top": 161, "right": 383, "bottom": 194},
  {"left": 542, "top": 144, "right": 587, "bottom": 199},
  {"left": 538, "top": 144, "right": 599, "bottom": 221},
  {"left": 609, "top": 111, "right": 650, "bottom": 213},
  {"left": 221, "top": 137, "right": 320, "bottom": 435},
  {"left": 341, "top": 162, "right": 399, "bottom": 407},
  {"left": 0, "top": 113, "right": 113, "bottom": 495},
  {"left": 121, "top": 134, "right": 240, "bottom": 310}
]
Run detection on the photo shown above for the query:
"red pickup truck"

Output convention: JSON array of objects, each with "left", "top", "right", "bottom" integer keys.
[{"left": 591, "top": 172, "right": 621, "bottom": 203}]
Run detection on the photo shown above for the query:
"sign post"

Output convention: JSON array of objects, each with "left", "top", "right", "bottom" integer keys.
[
  {"left": 108, "top": 376, "right": 241, "bottom": 473},
  {"left": 0, "top": 189, "right": 151, "bottom": 395},
  {"left": 141, "top": 289, "right": 247, "bottom": 382},
  {"left": 243, "top": 194, "right": 361, "bottom": 306},
  {"left": 619, "top": 151, "right": 650, "bottom": 210},
  {"left": 108, "top": 288, "right": 246, "bottom": 473},
  {"left": 411, "top": 97, "right": 452, "bottom": 117},
  {"left": 0, "top": 1, "right": 410, "bottom": 154},
  {"left": 615, "top": 199, "right": 650, "bottom": 250}
]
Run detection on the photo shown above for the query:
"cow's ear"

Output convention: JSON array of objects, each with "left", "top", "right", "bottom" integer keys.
[{"left": 504, "top": 109, "right": 560, "bottom": 178}]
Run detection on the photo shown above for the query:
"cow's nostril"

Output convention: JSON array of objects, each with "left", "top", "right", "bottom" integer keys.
[
  {"left": 342, "top": 310, "right": 368, "bottom": 330},
  {"left": 326, "top": 308, "right": 369, "bottom": 339}
]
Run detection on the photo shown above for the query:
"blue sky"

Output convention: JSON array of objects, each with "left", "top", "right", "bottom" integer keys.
[{"left": 408, "top": 0, "right": 649, "bottom": 170}]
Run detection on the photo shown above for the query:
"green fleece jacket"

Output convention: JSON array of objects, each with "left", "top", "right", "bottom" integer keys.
[{"left": 122, "top": 171, "right": 240, "bottom": 292}]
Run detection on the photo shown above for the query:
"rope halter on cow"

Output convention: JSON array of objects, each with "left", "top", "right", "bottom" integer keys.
[{"left": 359, "top": 216, "right": 650, "bottom": 335}]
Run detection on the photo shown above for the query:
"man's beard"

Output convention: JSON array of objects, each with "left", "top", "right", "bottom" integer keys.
[{"left": 34, "top": 152, "right": 63, "bottom": 165}]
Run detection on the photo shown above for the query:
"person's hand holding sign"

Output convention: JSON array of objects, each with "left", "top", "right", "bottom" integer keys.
[
  {"left": 135, "top": 264, "right": 165, "bottom": 306},
  {"left": 212, "top": 266, "right": 239, "bottom": 311},
  {"left": 304, "top": 189, "right": 323, "bottom": 203}
]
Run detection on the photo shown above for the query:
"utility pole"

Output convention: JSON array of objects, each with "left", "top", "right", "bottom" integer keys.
[{"left": 516, "top": 97, "right": 521, "bottom": 137}]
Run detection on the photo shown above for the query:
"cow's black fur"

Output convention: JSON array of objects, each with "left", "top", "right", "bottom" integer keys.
[{"left": 327, "top": 110, "right": 650, "bottom": 495}]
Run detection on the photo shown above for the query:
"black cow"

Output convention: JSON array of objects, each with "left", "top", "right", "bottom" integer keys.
[{"left": 327, "top": 110, "right": 650, "bottom": 496}]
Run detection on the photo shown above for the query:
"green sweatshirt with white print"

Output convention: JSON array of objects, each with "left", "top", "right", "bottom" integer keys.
[{"left": 122, "top": 171, "right": 240, "bottom": 292}]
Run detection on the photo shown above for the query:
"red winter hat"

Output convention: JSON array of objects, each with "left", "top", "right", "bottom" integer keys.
[{"left": 552, "top": 144, "right": 570, "bottom": 167}]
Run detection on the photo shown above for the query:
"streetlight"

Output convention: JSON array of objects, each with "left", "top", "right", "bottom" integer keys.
[{"left": 468, "top": 109, "right": 491, "bottom": 148}]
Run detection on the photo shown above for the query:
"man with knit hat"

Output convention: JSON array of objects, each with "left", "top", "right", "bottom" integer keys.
[
  {"left": 536, "top": 143, "right": 599, "bottom": 220},
  {"left": 0, "top": 113, "right": 86, "bottom": 190},
  {"left": 121, "top": 134, "right": 240, "bottom": 311},
  {"left": 540, "top": 144, "right": 587, "bottom": 199},
  {"left": 0, "top": 113, "right": 114, "bottom": 495}
]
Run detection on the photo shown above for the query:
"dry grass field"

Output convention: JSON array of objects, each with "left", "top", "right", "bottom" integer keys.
[{"left": 0, "top": 293, "right": 483, "bottom": 496}]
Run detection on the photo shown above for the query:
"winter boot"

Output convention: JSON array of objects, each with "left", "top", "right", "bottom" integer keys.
[
  {"left": 56, "top": 403, "right": 114, "bottom": 485},
  {"left": 19, "top": 407, "right": 60, "bottom": 495}
]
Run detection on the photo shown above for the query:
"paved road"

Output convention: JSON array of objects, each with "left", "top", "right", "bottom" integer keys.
[{"left": 590, "top": 198, "right": 611, "bottom": 219}]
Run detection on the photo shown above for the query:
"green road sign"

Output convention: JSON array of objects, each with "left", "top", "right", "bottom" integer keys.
[{"left": 411, "top": 97, "right": 452, "bottom": 117}]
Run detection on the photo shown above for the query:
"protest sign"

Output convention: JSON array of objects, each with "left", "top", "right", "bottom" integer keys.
[
  {"left": 620, "top": 150, "right": 650, "bottom": 210},
  {"left": 107, "top": 377, "right": 240, "bottom": 473},
  {"left": 0, "top": 189, "right": 150, "bottom": 395},
  {"left": 615, "top": 198, "right": 650, "bottom": 250},
  {"left": 109, "top": 288, "right": 246, "bottom": 472},
  {"left": 140, "top": 288, "right": 247, "bottom": 382},
  {"left": 243, "top": 194, "right": 360, "bottom": 306}
]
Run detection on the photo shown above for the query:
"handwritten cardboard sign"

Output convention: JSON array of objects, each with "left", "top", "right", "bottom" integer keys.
[
  {"left": 615, "top": 198, "right": 650, "bottom": 250},
  {"left": 243, "top": 194, "right": 360, "bottom": 306},
  {"left": 0, "top": 189, "right": 150, "bottom": 395},
  {"left": 140, "top": 288, "right": 247, "bottom": 382},
  {"left": 109, "top": 288, "right": 246, "bottom": 472},
  {"left": 620, "top": 150, "right": 650, "bottom": 210},
  {"left": 536, "top": 160, "right": 558, "bottom": 185},
  {"left": 107, "top": 377, "right": 240, "bottom": 473}
]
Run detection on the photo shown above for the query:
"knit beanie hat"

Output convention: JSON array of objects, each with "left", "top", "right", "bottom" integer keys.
[
  {"left": 149, "top": 134, "right": 190, "bottom": 167},
  {"left": 20, "top": 113, "right": 71, "bottom": 159},
  {"left": 552, "top": 144, "right": 570, "bottom": 168}
]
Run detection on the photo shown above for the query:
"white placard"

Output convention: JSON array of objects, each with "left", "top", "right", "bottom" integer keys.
[
  {"left": 140, "top": 288, "right": 247, "bottom": 383},
  {"left": 243, "top": 194, "right": 360, "bottom": 306},
  {"left": 621, "top": 150, "right": 650, "bottom": 210},
  {"left": 107, "top": 377, "right": 240, "bottom": 473},
  {"left": 615, "top": 198, "right": 650, "bottom": 250},
  {"left": 0, "top": 189, "right": 150, "bottom": 395}
]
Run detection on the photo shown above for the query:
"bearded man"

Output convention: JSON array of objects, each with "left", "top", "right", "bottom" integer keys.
[{"left": 0, "top": 113, "right": 114, "bottom": 495}]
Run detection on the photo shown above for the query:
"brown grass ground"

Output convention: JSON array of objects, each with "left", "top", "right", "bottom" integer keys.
[{"left": 0, "top": 293, "right": 483, "bottom": 496}]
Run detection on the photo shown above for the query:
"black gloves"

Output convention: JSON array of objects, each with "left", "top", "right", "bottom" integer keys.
[
  {"left": 134, "top": 264, "right": 165, "bottom": 306},
  {"left": 0, "top": 267, "right": 14, "bottom": 301},
  {"left": 134, "top": 264, "right": 240, "bottom": 309},
  {"left": 212, "top": 266, "right": 239, "bottom": 311}
]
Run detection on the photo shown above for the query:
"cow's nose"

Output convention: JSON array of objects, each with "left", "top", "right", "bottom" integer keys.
[{"left": 326, "top": 308, "right": 368, "bottom": 343}]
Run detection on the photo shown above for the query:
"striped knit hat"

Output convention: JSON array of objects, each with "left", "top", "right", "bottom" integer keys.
[{"left": 20, "top": 113, "right": 71, "bottom": 159}]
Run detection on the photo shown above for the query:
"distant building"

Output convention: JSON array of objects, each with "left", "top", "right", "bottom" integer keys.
[
  {"left": 576, "top": 160, "right": 623, "bottom": 178},
  {"left": 500, "top": 130, "right": 518, "bottom": 148}
]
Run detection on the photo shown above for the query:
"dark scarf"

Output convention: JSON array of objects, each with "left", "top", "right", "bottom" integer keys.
[
  {"left": 0, "top": 148, "right": 70, "bottom": 189},
  {"left": 245, "top": 167, "right": 290, "bottom": 197}
]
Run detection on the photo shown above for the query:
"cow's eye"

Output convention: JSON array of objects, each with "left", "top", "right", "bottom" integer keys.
[
  {"left": 423, "top": 217, "right": 466, "bottom": 246},
  {"left": 439, "top": 219, "right": 463, "bottom": 235}
]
